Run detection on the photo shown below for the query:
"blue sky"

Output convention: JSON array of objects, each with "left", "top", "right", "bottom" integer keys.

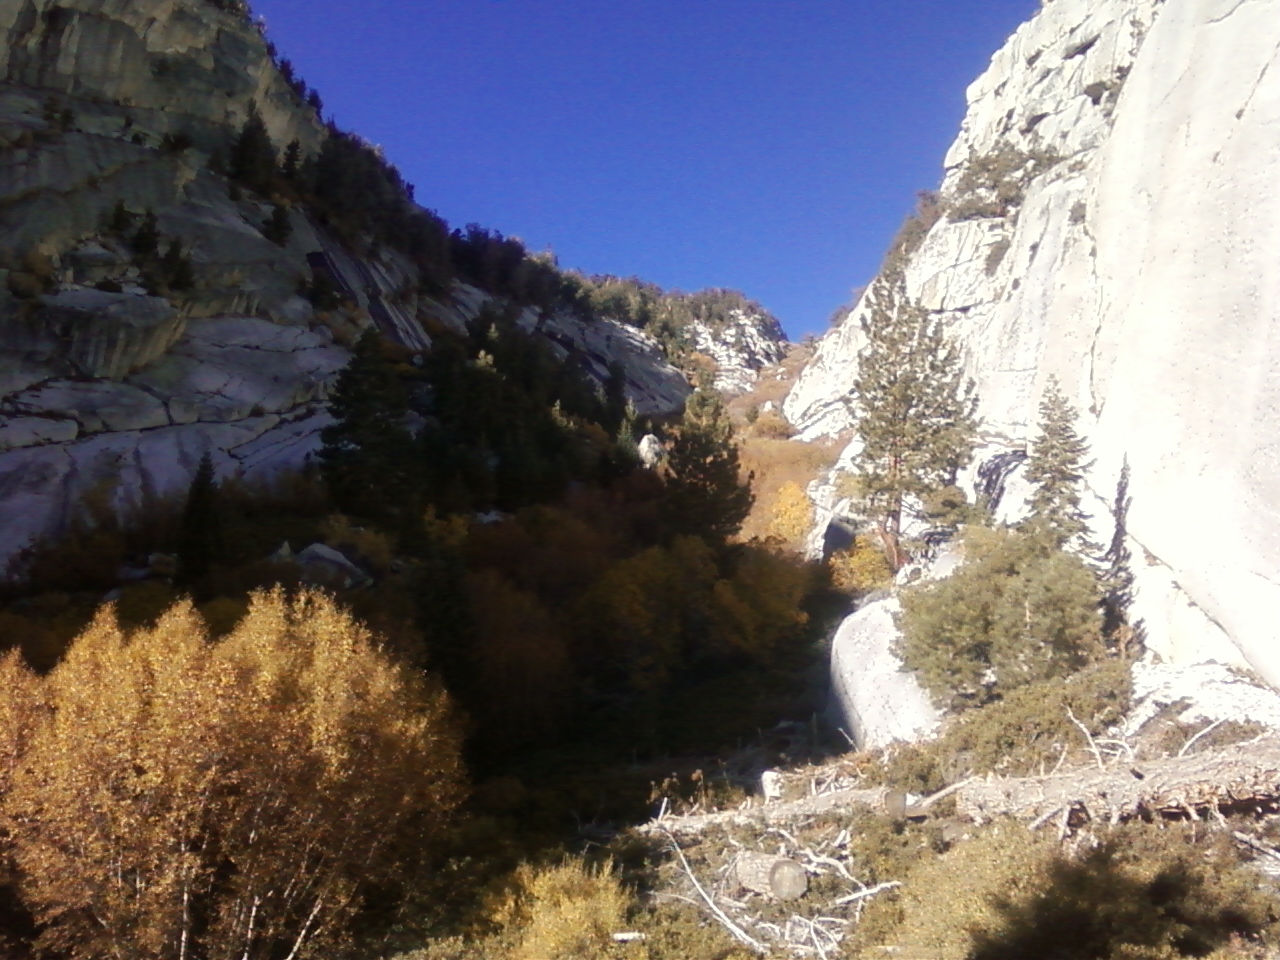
[{"left": 251, "top": 1, "right": 1038, "bottom": 339}]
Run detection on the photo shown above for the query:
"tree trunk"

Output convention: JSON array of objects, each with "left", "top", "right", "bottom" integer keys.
[
  {"left": 733, "top": 852, "right": 808, "bottom": 900},
  {"left": 956, "top": 736, "right": 1280, "bottom": 825}
]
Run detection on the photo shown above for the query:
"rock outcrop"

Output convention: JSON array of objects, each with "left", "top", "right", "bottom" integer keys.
[
  {"left": 788, "top": 0, "right": 1280, "bottom": 681},
  {"left": 686, "top": 306, "right": 788, "bottom": 395},
  {"left": 0, "top": 0, "right": 691, "bottom": 567}
]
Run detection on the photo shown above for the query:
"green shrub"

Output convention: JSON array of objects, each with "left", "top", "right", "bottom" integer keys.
[{"left": 898, "top": 526, "right": 1103, "bottom": 709}]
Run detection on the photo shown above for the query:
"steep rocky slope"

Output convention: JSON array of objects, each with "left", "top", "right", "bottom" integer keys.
[
  {"left": 686, "top": 303, "right": 789, "bottom": 394},
  {"left": 788, "top": 0, "right": 1280, "bottom": 682},
  {"left": 0, "top": 0, "right": 689, "bottom": 565}
]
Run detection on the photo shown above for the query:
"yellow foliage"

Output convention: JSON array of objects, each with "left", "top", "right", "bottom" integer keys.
[
  {"left": 709, "top": 546, "right": 811, "bottom": 663},
  {"left": 425, "top": 505, "right": 471, "bottom": 549},
  {"left": 3, "top": 589, "right": 465, "bottom": 960},
  {"left": 507, "top": 859, "right": 629, "bottom": 960},
  {"left": 766, "top": 481, "right": 813, "bottom": 546},
  {"left": 828, "top": 537, "right": 893, "bottom": 595},
  {"left": 322, "top": 513, "right": 395, "bottom": 573}
]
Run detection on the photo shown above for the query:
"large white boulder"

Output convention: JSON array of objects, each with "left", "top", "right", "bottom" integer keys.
[
  {"left": 828, "top": 597, "right": 942, "bottom": 750},
  {"left": 790, "top": 0, "right": 1280, "bottom": 681}
]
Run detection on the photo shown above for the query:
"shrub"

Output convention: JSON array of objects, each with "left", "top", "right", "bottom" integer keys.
[
  {"left": 879, "top": 659, "right": 1133, "bottom": 793},
  {"left": 945, "top": 143, "right": 1062, "bottom": 221},
  {"left": 898, "top": 526, "right": 1103, "bottom": 708},
  {"left": 2, "top": 589, "right": 465, "bottom": 960},
  {"left": 860, "top": 821, "right": 1277, "bottom": 960},
  {"left": 827, "top": 537, "right": 893, "bottom": 596},
  {"left": 751, "top": 410, "right": 793, "bottom": 439},
  {"left": 765, "top": 481, "right": 812, "bottom": 545}
]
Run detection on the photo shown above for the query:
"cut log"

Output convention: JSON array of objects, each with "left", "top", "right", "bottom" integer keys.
[
  {"left": 957, "top": 735, "right": 1280, "bottom": 824},
  {"left": 734, "top": 852, "right": 809, "bottom": 900}
]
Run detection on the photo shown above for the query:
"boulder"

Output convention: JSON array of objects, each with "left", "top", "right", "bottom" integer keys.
[{"left": 828, "top": 597, "right": 942, "bottom": 750}]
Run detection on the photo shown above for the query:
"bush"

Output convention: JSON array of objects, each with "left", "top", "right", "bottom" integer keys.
[
  {"left": 898, "top": 526, "right": 1103, "bottom": 708},
  {"left": 879, "top": 660, "right": 1133, "bottom": 793},
  {"left": 860, "top": 821, "right": 1277, "bottom": 960},
  {"left": 827, "top": 537, "right": 892, "bottom": 596},
  {"left": 765, "top": 481, "right": 812, "bottom": 545},
  {"left": 2, "top": 589, "right": 465, "bottom": 960}
]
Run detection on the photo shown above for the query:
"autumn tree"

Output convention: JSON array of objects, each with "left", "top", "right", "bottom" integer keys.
[
  {"left": 766, "top": 481, "right": 813, "bottom": 546},
  {"left": 661, "top": 388, "right": 753, "bottom": 544},
  {"left": 1024, "top": 375, "right": 1093, "bottom": 548},
  {"left": 849, "top": 271, "right": 978, "bottom": 569},
  {"left": 2, "top": 590, "right": 464, "bottom": 960}
]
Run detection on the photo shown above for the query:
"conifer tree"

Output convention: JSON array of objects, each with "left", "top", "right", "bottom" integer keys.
[
  {"left": 229, "top": 106, "right": 277, "bottom": 195},
  {"left": 1024, "top": 375, "right": 1092, "bottom": 548},
  {"left": 320, "top": 329, "right": 422, "bottom": 532},
  {"left": 661, "top": 388, "right": 753, "bottom": 544},
  {"left": 177, "top": 453, "right": 223, "bottom": 585},
  {"left": 850, "top": 272, "right": 977, "bottom": 569},
  {"left": 262, "top": 203, "right": 293, "bottom": 247}
]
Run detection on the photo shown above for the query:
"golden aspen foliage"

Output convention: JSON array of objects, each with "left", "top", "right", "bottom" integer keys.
[
  {"left": 3, "top": 589, "right": 465, "bottom": 960},
  {"left": 827, "top": 537, "right": 893, "bottom": 596},
  {"left": 765, "top": 481, "right": 814, "bottom": 546}
]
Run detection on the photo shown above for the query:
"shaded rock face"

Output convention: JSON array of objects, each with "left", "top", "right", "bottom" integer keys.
[
  {"left": 0, "top": 0, "right": 693, "bottom": 568},
  {"left": 788, "top": 0, "right": 1280, "bottom": 680},
  {"left": 686, "top": 308, "right": 788, "bottom": 395}
]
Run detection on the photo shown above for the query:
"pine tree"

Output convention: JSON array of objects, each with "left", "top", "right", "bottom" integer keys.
[
  {"left": 661, "top": 388, "right": 754, "bottom": 544},
  {"left": 1024, "top": 375, "right": 1093, "bottom": 548},
  {"left": 851, "top": 271, "right": 978, "bottom": 569},
  {"left": 281, "top": 139, "right": 301, "bottom": 180},
  {"left": 177, "top": 453, "right": 223, "bottom": 585},
  {"left": 131, "top": 210, "right": 160, "bottom": 259},
  {"left": 262, "top": 203, "right": 293, "bottom": 246},
  {"left": 229, "top": 106, "right": 277, "bottom": 196},
  {"left": 320, "top": 329, "right": 422, "bottom": 532}
]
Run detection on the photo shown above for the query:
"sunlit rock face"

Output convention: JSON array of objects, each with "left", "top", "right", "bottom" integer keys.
[
  {"left": 789, "top": 0, "right": 1280, "bottom": 680},
  {"left": 0, "top": 0, "right": 691, "bottom": 566},
  {"left": 686, "top": 308, "right": 788, "bottom": 395}
]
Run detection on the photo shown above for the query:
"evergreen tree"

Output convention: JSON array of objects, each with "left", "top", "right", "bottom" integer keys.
[
  {"left": 229, "top": 106, "right": 277, "bottom": 195},
  {"left": 131, "top": 210, "right": 160, "bottom": 259},
  {"left": 320, "top": 329, "right": 422, "bottom": 532},
  {"left": 1024, "top": 375, "right": 1093, "bottom": 548},
  {"left": 161, "top": 241, "right": 194, "bottom": 291},
  {"left": 850, "top": 272, "right": 978, "bottom": 569},
  {"left": 661, "top": 388, "right": 753, "bottom": 544},
  {"left": 281, "top": 139, "right": 301, "bottom": 180},
  {"left": 602, "top": 360, "right": 628, "bottom": 437},
  {"left": 263, "top": 203, "right": 293, "bottom": 247},
  {"left": 176, "top": 453, "right": 223, "bottom": 585}
]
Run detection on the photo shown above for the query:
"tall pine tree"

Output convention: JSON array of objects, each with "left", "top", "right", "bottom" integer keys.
[
  {"left": 661, "top": 388, "right": 753, "bottom": 544},
  {"left": 229, "top": 106, "right": 277, "bottom": 196},
  {"left": 319, "top": 329, "right": 422, "bottom": 533},
  {"left": 1024, "top": 375, "right": 1093, "bottom": 548},
  {"left": 851, "top": 272, "right": 977, "bottom": 570},
  {"left": 176, "top": 453, "right": 223, "bottom": 586}
]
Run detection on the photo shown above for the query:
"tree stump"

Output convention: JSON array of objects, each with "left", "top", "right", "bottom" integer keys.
[{"left": 734, "top": 852, "right": 809, "bottom": 900}]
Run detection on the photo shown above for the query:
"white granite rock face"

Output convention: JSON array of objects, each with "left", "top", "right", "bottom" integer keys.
[
  {"left": 686, "top": 308, "right": 789, "bottom": 395},
  {"left": 789, "top": 0, "right": 1280, "bottom": 681}
]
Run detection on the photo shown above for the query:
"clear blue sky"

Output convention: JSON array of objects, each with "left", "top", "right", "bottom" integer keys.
[{"left": 251, "top": 1, "right": 1037, "bottom": 340}]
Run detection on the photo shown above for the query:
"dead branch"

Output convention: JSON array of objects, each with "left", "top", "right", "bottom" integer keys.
[{"left": 957, "top": 735, "right": 1280, "bottom": 824}]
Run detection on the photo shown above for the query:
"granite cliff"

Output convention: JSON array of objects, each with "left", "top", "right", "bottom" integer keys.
[
  {"left": 0, "top": 0, "right": 690, "bottom": 566},
  {"left": 787, "top": 0, "right": 1280, "bottom": 694}
]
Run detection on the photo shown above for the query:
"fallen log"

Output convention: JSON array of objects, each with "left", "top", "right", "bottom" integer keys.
[
  {"left": 957, "top": 734, "right": 1280, "bottom": 824},
  {"left": 733, "top": 852, "right": 809, "bottom": 900},
  {"left": 640, "top": 785, "right": 907, "bottom": 836}
]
